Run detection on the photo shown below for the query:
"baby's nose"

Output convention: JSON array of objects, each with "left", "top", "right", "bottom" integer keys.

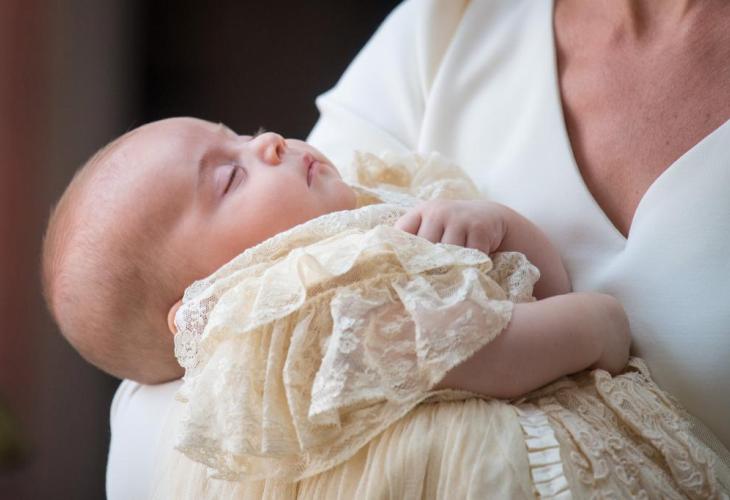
[{"left": 251, "top": 132, "right": 286, "bottom": 165}]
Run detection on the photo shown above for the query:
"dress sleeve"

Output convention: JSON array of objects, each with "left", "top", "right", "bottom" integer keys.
[
  {"left": 307, "top": 0, "right": 468, "bottom": 173},
  {"left": 170, "top": 223, "right": 539, "bottom": 483}
]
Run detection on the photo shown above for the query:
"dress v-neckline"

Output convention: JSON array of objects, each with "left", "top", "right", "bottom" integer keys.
[{"left": 545, "top": 0, "right": 730, "bottom": 243}]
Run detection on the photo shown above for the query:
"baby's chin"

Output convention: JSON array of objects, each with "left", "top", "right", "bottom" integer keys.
[
  {"left": 341, "top": 184, "right": 358, "bottom": 210},
  {"left": 329, "top": 180, "right": 357, "bottom": 212}
]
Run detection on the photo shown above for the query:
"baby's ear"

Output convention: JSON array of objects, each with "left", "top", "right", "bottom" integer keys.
[{"left": 167, "top": 299, "right": 183, "bottom": 335}]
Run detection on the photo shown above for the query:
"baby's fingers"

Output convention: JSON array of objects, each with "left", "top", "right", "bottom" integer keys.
[
  {"left": 466, "top": 228, "right": 495, "bottom": 254},
  {"left": 417, "top": 217, "right": 445, "bottom": 243},
  {"left": 441, "top": 224, "right": 467, "bottom": 247},
  {"left": 395, "top": 209, "right": 422, "bottom": 234}
]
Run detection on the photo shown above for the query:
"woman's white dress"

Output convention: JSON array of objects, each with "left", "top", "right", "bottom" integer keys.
[{"left": 107, "top": 0, "right": 730, "bottom": 498}]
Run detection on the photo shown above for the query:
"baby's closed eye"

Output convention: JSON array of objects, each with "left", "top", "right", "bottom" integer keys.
[{"left": 216, "top": 164, "right": 244, "bottom": 196}]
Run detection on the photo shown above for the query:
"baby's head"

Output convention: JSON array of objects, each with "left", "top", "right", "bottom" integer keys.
[{"left": 42, "top": 117, "right": 356, "bottom": 384}]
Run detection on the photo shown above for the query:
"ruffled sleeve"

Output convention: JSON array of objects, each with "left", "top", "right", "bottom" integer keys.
[{"left": 172, "top": 212, "right": 538, "bottom": 482}]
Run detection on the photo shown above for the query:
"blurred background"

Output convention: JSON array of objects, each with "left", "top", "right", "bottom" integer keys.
[{"left": 0, "top": 1, "right": 398, "bottom": 498}]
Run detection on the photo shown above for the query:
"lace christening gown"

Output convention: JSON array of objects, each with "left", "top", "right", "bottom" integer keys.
[{"left": 153, "top": 152, "right": 730, "bottom": 499}]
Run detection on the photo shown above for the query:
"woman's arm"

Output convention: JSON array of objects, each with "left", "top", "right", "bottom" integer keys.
[
  {"left": 307, "top": 0, "right": 469, "bottom": 169},
  {"left": 433, "top": 292, "right": 631, "bottom": 399},
  {"left": 107, "top": 379, "right": 183, "bottom": 500}
]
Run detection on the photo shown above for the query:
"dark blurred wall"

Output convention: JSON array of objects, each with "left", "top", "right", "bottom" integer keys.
[
  {"left": 139, "top": 1, "right": 398, "bottom": 137},
  {"left": 2, "top": 1, "right": 139, "bottom": 499},
  {"left": 0, "top": 1, "right": 398, "bottom": 499}
]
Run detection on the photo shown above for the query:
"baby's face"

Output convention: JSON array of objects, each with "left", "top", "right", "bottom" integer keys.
[{"left": 108, "top": 117, "right": 356, "bottom": 292}]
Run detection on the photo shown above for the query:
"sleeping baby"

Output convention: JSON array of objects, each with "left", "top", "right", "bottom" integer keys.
[{"left": 42, "top": 117, "right": 728, "bottom": 499}]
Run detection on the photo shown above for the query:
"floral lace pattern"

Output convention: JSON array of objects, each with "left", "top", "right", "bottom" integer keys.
[{"left": 519, "top": 358, "right": 728, "bottom": 499}]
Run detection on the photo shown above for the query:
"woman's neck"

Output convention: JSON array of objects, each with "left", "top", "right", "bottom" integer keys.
[
  {"left": 559, "top": 0, "right": 727, "bottom": 41},
  {"left": 614, "top": 0, "right": 696, "bottom": 30}
]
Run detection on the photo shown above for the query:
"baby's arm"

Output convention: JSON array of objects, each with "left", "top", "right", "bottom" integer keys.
[
  {"left": 432, "top": 292, "right": 631, "bottom": 398},
  {"left": 395, "top": 200, "right": 570, "bottom": 299},
  {"left": 397, "top": 200, "right": 630, "bottom": 398}
]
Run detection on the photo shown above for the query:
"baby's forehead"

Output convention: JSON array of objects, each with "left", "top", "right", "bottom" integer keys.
[
  {"left": 105, "top": 119, "right": 221, "bottom": 179},
  {"left": 124, "top": 117, "right": 224, "bottom": 148},
  {"left": 105, "top": 118, "right": 218, "bottom": 175},
  {"left": 77, "top": 118, "right": 216, "bottom": 229}
]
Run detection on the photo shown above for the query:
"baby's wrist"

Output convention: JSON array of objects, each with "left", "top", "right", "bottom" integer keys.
[{"left": 588, "top": 294, "right": 631, "bottom": 374}]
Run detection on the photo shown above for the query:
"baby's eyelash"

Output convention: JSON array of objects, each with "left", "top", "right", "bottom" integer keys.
[
  {"left": 223, "top": 165, "right": 245, "bottom": 195},
  {"left": 223, "top": 166, "right": 238, "bottom": 194},
  {"left": 252, "top": 126, "right": 267, "bottom": 138}
]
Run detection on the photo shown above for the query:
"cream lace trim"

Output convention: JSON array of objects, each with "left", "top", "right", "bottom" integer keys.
[{"left": 523, "top": 358, "right": 730, "bottom": 499}]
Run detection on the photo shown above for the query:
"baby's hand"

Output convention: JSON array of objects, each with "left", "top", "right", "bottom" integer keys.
[
  {"left": 395, "top": 200, "right": 509, "bottom": 254},
  {"left": 397, "top": 199, "right": 572, "bottom": 299}
]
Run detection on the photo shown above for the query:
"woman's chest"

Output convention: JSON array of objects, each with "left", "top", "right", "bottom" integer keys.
[
  {"left": 554, "top": 16, "right": 730, "bottom": 237},
  {"left": 420, "top": 0, "right": 730, "bottom": 245},
  {"left": 418, "top": 0, "right": 730, "bottom": 448}
]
